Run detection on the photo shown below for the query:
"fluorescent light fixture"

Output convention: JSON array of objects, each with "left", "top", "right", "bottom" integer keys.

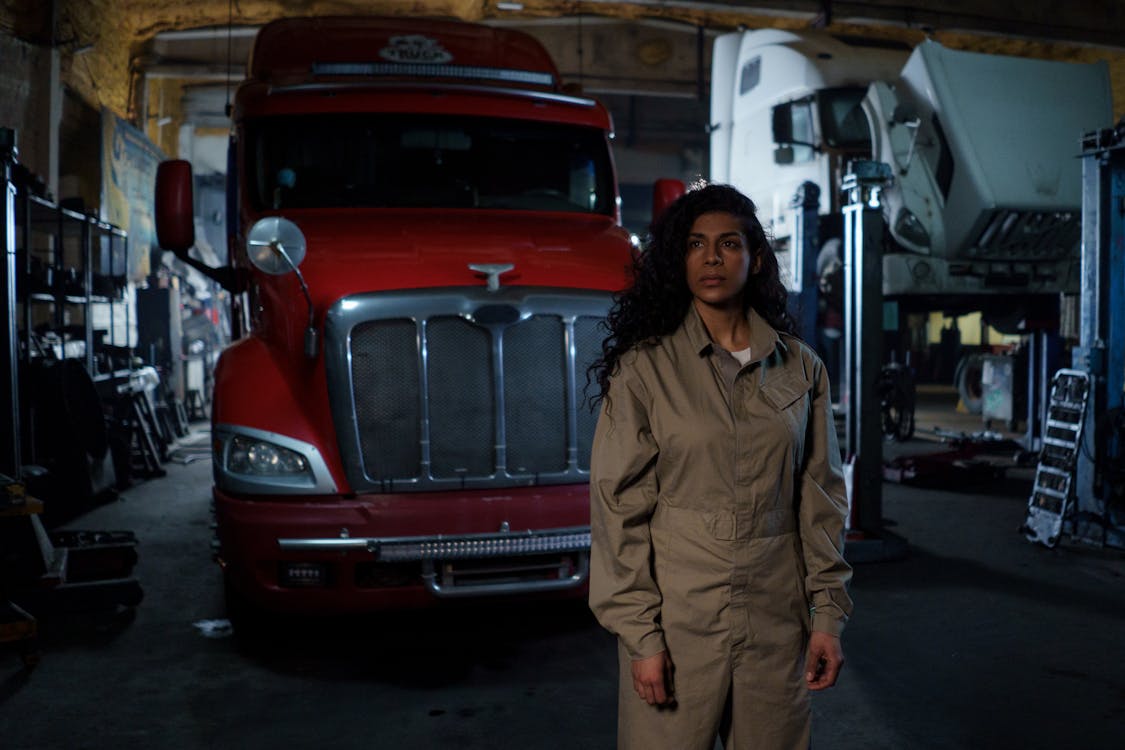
[{"left": 496, "top": 2, "right": 524, "bottom": 10}]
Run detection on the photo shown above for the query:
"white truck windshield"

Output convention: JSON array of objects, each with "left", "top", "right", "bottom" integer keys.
[{"left": 818, "top": 87, "right": 871, "bottom": 150}]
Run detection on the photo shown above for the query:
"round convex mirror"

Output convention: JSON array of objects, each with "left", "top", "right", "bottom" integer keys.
[{"left": 246, "top": 216, "right": 307, "bottom": 275}]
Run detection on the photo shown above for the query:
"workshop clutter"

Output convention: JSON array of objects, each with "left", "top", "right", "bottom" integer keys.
[
  {"left": 1, "top": 477, "right": 143, "bottom": 666},
  {"left": 1, "top": 126, "right": 212, "bottom": 666},
  {"left": 3, "top": 128, "right": 215, "bottom": 526}
]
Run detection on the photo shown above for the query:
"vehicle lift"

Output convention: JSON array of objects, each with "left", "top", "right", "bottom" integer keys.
[
  {"left": 1024, "top": 122, "right": 1125, "bottom": 548},
  {"left": 836, "top": 161, "right": 908, "bottom": 562}
]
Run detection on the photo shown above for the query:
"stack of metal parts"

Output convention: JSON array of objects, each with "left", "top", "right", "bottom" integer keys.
[{"left": 1, "top": 475, "right": 143, "bottom": 666}]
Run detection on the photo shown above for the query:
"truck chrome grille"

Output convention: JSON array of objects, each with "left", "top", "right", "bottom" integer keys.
[
  {"left": 326, "top": 288, "right": 610, "bottom": 493},
  {"left": 504, "top": 315, "right": 568, "bottom": 474},
  {"left": 426, "top": 316, "right": 495, "bottom": 478},
  {"left": 971, "top": 209, "right": 1079, "bottom": 261},
  {"left": 573, "top": 316, "right": 603, "bottom": 472},
  {"left": 350, "top": 319, "right": 422, "bottom": 479}
]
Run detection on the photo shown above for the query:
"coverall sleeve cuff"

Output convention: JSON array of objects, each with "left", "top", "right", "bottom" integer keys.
[
  {"left": 811, "top": 611, "right": 846, "bottom": 636},
  {"left": 625, "top": 630, "right": 668, "bottom": 660}
]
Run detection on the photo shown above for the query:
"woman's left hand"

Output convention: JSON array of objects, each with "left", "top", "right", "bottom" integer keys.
[
  {"left": 631, "top": 650, "right": 675, "bottom": 705},
  {"left": 804, "top": 631, "right": 844, "bottom": 691}
]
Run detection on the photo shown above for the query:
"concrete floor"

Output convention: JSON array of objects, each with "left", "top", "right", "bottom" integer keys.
[{"left": 3, "top": 391, "right": 1125, "bottom": 749}]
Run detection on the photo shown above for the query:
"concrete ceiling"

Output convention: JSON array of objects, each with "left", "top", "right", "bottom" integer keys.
[
  {"left": 118, "top": 0, "right": 1125, "bottom": 96},
  {"left": 25, "top": 1, "right": 1124, "bottom": 51},
  {"left": 5, "top": 0, "right": 1124, "bottom": 153}
]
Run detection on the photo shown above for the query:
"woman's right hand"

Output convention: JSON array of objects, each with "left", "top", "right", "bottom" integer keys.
[{"left": 631, "top": 651, "right": 675, "bottom": 705}]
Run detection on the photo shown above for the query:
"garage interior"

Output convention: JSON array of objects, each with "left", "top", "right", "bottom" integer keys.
[{"left": 2, "top": 1, "right": 1125, "bottom": 748}]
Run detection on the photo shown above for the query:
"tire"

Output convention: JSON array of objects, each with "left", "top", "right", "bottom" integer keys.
[{"left": 224, "top": 576, "right": 272, "bottom": 648}]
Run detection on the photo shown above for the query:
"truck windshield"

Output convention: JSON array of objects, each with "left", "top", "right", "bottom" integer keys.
[
  {"left": 817, "top": 87, "right": 871, "bottom": 150},
  {"left": 245, "top": 114, "right": 616, "bottom": 215}
]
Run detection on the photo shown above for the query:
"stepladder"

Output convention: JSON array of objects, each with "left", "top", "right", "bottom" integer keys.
[{"left": 1023, "top": 369, "right": 1091, "bottom": 547}]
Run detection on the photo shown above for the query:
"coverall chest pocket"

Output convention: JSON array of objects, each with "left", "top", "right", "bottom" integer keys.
[{"left": 758, "top": 373, "right": 812, "bottom": 451}]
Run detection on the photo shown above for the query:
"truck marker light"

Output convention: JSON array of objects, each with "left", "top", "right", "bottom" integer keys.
[
  {"left": 279, "top": 562, "right": 327, "bottom": 588},
  {"left": 310, "top": 62, "right": 554, "bottom": 88}
]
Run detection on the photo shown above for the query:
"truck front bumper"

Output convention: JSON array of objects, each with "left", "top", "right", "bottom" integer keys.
[{"left": 213, "top": 484, "right": 591, "bottom": 613}]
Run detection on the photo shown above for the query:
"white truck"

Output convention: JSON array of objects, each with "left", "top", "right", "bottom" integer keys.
[{"left": 710, "top": 29, "right": 1113, "bottom": 317}]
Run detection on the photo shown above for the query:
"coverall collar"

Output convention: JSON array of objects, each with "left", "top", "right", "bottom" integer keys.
[{"left": 683, "top": 302, "right": 787, "bottom": 365}]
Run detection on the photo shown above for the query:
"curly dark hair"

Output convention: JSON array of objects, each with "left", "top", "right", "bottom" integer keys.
[{"left": 589, "top": 183, "right": 796, "bottom": 403}]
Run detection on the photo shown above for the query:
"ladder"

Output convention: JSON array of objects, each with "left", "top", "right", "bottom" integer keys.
[{"left": 1023, "top": 369, "right": 1091, "bottom": 547}]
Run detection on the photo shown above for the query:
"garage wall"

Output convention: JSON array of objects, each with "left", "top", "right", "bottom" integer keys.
[
  {"left": 0, "top": 32, "right": 54, "bottom": 185},
  {"left": 59, "top": 89, "right": 104, "bottom": 210}
]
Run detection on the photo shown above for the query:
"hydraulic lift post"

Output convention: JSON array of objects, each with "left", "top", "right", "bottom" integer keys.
[
  {"left": 790, "top": 181, "right": 821, "bottom": 347},
  {"left": 1072, "top": 124, "right": 1125, "bottom": 548},
  {"left": 840, "top": 161, "right": 906, "bottom": 562}
]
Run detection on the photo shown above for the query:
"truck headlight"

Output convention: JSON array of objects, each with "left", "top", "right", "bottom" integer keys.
[
  {"left": 212, "top": 424, "right": 336, "bottom": 494},
  {"left": 894, "top": 208, "right": 931, "bottom": 250},
  {"left": 227, "top": 435, "right": 310, "bottom": 475}
]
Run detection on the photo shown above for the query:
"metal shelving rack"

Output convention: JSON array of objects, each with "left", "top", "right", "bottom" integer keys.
[
  {"left": 20, "top": 194, "right": 131, "bottom": 377},
  {"left": 1, "top": 129, "right": 131, "bottom": 485}
]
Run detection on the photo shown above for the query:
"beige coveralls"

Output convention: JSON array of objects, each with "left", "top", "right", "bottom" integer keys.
[{"left": 589, "top": 305, "right": 853, "bottom": 750}]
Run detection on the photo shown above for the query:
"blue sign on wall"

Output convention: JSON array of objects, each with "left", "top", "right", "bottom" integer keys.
[{"left": 101, "top": 109, "right": 165, "bottom": 282}]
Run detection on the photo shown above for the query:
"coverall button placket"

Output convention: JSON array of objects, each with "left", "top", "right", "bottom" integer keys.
[
  {"left": 741, "top": 368, "right": 757, "bottom": 655},
  {"left": 707, "top": 349, "right": 744, "bottom": 655},
  {"left": 727, "top": 357, "right": 759, "bottom": 653}
]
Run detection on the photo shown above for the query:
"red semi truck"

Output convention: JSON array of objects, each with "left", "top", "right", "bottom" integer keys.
[{"left": 155, "top": 16, "right": 651, "bottom": 620}]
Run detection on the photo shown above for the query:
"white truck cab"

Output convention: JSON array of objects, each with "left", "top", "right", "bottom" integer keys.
[
  {"left": 711, "top": 30, "right": 906, "bottom": 233},
  {"left": 711, "top": 29, "right": 1112, "bottom": 309}
]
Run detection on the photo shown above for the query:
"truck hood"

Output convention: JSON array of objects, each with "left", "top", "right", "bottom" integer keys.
[{"left": 273, "top": 209, "right": 633, "bottom": 302}]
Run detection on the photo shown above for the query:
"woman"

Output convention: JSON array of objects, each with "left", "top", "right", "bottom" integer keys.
[{"left": 588, "top": 184, "right": 852, "bottom": 749}]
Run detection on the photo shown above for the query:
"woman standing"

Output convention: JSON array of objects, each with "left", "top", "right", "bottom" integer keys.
[{"left": 589, "top": 184, "right": 852, "bottom": 749}]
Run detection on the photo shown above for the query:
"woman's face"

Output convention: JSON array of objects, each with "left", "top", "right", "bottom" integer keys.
[{"left": 684, "top": 211, "right": 753, "bottom": 310}]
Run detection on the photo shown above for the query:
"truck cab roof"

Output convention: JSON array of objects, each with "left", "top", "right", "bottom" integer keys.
[
  {"left": 249, "top": 16, "right": 561, "bottom": 91},
  {"left": 235, "top": 16, "right": 612, "bottom": 131},
  {"left": 739, "top": 29, "right": 909, "bottom": 93}
]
